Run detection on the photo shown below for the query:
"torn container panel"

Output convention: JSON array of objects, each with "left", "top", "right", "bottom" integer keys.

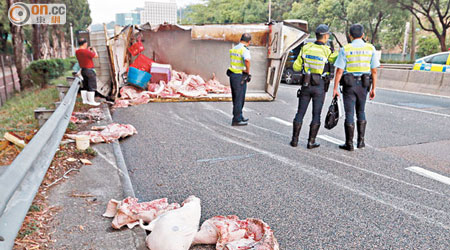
[{"left": 96, "top": 20, "right": 309, "bottom": 102}]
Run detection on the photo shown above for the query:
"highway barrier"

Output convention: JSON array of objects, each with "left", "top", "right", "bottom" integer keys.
[
  {"left": 377, "top": 68, "right": 450, "bottom": 96},
  {"left": 0, "top": 77, "right": 80, "bottom": 249}
]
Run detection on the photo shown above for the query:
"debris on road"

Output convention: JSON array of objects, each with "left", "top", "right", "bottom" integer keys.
[
  {"left": 66, "top": 157, "right": 78, "bottom": 162},
  {"left": 139, "top": 196, "right": 201, "bottom": 250},
  {"left": 4, "top": 132, "right": 27, "bottom": 148},
  {"left": 113, "top": 70, "right": 230, "bottom": 108},
  {"left": 192, "top": 215, "right": 279, "bottom": 250},
  {"left": 67, "top": 123, "right": 137, "bottom": 143},
  {"left": 104, "top": 196, "right": 279, "bottom": 250},
  {"left": 103, "top": 197, "right": 180, "bottom": 229},
  {"left": 71, "top": 108, "right": 106, "bottom": 124},
  {"left": 80, "top": 159, "right": 92, "bottom": 165}
]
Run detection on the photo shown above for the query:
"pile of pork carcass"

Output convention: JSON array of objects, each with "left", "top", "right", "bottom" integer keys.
[
  {"left": 67, "top": 123, "right": 137, "bottom": 143},
  {"left": 104, "top": 196, "right": 279, "bottom": 250},
  {"left": 113, "top": 70, "right": 231, "bottom": 108}
]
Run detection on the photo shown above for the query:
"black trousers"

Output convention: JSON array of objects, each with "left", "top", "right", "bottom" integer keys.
[
  {"left": 294, "top": 79, "right": 325, "bottom": 125},
  {"left": 229, "top": 73, "right": 247, "bottom": 122},
  {"left": 343, "top": 79, "right": 369, "bottom": 124},
  {"left": 81, "top": 68, "right": 97, "bottom": 92}
]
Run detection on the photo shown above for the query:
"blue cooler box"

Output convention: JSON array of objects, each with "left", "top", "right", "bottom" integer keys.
[{"left": 127, "top": 67, "right": 152, "bottom": 90}]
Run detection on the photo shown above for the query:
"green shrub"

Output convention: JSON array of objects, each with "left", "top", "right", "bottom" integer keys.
[
  {"left": 417, "top": 36, "right": 441, "bottom": 58},
  {"left": 26, "top": 58, "right": 66, "bottom": 87},
  {"left": 63, "top": 57, "right": 78, "bottom": 71}
]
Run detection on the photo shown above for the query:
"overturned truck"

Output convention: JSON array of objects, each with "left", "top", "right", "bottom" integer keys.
[{"left": 93, "top": 20, "right": 309, "bottom": 102}]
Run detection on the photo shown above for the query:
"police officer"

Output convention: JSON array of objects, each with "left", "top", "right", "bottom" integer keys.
[
  {"left": 332, "top": 24, "right": 379, "bottom": 151},
  {"left": 290, "top": 24, "right": 337, "bottom": 149},
  {"left": 228, "top": 33, "right": 252, "bottom": 126}
]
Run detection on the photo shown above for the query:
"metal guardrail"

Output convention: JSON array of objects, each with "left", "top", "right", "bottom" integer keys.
[
  {"left": 380, "top": 64, "right": 414, "bottom": 70},
  {"left": 0, "top": 77, "right": 80, "bottom": 249}
]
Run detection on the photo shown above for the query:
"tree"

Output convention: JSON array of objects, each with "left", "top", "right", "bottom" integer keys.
[
  {"left": 285, "top": 0, "right": 408, "bottom": 47},
  {"left": 0, "top": 1, "right": 10, "bottom": 54},
  {"left": 6, "top": 0, "right": 27, "bottom": 88},
  {"left": 392, "top": 0, "right": 450, "bottom": 51},
  {"left": 416, "top": 35, "right": 441, "bottom": 57},
  {"left": 183, "top": 0, "right": 268, "bottom": 24}
]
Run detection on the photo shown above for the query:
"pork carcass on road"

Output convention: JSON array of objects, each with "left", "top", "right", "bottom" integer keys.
[
  {"left": 67, "top": 123, "right": 137, "bottom": 143},
  {"left": 193, "top": 215, "right": 279, "bottom": 250},
  {"left": 103, "top": 197, "right": 180, "bottom": 229},
  {"left": 139, "top": 195, "right": 201, "bottom": 250},
  {"left": 113, "top": 70, "right": 231, "bottom": 108}
]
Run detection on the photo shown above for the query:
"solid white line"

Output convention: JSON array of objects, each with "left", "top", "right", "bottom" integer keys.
[
  {"left": 317, "top": 135, "right": 344, "bottom": 145},
  {"left": 267, "top": 117, "right": 291, "bottom": 126},
  {"left": 369, "top": 101, "right": 450, "bottom": 118},
  {"left": 406, "top": 166, "right": 450, "bottom": 186},
  {"left": 378, "top": 87, "right": 450, "bottom": 99},
  {"left": 279, "top": 84, "right": 301, "bottom": 90},
  {"left": 243, "top": 107, "right": 254, "bottom": 112}
]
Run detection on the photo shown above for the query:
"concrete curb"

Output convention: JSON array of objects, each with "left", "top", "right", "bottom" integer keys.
[
  {"left": 378, "top": 68, "right": 450, "bottom": 97},
  {"left": 102, "top": 104, "right": 136, "bottom": 198}
]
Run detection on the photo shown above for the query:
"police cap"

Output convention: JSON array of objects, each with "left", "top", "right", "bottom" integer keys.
[
  {"left": 315, "top": 24, "right": 330, "bottom": 35},
  {"left": 350, "top": 24, "right": 364, "bottom": 38},
  {"left": 240, "top": 33, "right": 252, "bottom": 42}
]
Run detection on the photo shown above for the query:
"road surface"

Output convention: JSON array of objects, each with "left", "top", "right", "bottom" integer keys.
[{"left": 112, "top": 84, "right": 450, "bottom": 249}]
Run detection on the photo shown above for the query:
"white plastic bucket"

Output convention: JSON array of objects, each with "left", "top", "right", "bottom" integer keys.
[{"left": 76, "top": 135, "right": 90, "bottom": 150}]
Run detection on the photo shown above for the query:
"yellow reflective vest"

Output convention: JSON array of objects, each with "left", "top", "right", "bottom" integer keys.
[
  {"left": 293, "top": 43, "right": 338, "bottom": 75},
  {"left": 229, "top": 47, "right": 247, "bottom": 74},
  {"left": 343, "top": 43, "right": 374, "bottom": 73}
]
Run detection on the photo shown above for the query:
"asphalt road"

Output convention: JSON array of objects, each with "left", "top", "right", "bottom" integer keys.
[{"left": 112, "top": 84, "right": 450, "bottom": 249}]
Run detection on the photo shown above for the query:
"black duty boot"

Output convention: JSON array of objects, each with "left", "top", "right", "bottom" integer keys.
[
  {"left": 307, "top": 124, "right": 321, "bottom": 149},
  {"left": 357, "top": 120, "right": 367, "bottom": 149},
  {"left": 290, "top": 121, "right": 302, "bottom": 147},
  {"left": 339, "top": 123, "right": 355, "bottom": 151}
]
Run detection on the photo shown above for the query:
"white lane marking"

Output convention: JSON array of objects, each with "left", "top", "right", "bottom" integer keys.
[
  {"left": 243, "top": 107, "right": 254, "bottom": 112},
  {"left": 197, "top": 153, "right": 259, "bottom": 163},
  {"left": 279, "top": 84, "right": 301, "bottom": 90},
  {"left": 369, "top": 101, "right": 450, "bottom": 118},
  {"left": 196, "top": 103, "right": 441, "bottom": 195},
  {"left": 318, "top": 135, "right": 344, "bottom": 145},
  {"left": 192, "top": 120, "right": 450, "bottom": 230},
  {"left": 406, "top": 167, "right": 450, "bottom": 186},
  {"left": 378, "top": 87, "right": 450, "bottom": 99},
  {"left": 267, "top": 117, "right": 291, "bottom": 126}
]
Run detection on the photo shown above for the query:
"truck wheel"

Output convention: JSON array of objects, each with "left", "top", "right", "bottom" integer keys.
[{"left": 285, "top": 69, "right": 294, "bottom": 85}]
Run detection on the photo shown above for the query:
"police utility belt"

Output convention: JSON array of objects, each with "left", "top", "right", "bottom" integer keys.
[{"left": 340, "top": 73, "right": 372, "bottom": 88}]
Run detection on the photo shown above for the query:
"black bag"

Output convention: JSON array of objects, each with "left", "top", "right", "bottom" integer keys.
[
  {"left": 325, "top": 96, "right": 340, "bottom": 130},
  {"left": 226, "top": 69, "right": 232, "bottom": 77},
  {"left": 362, "top": 74, "right": 371, "bottom": 88}
]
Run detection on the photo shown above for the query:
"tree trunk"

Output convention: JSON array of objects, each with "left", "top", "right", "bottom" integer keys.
[
  {"left": 39, "top": 24, "right": 51, "bottom": 59},
  {"left": 7, "top": 0, "right": 27, "bottom": 89},
  {"left": 32, "top": 24, "right": 40, "bottom": 60},
  {"left": 410, "top": 16, "right": 416, "bottom": 60},
  {"left": 51, "top": 26, "right": 60, "bottom": 58},
  {"left": 59, "top": 29, "right": 68, "bottom": 59}
]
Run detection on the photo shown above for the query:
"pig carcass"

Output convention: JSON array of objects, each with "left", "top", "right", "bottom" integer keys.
[
  {"left": 193, "top": 215, "right": 279, "bottom": 250},
  {"left": 103, "top": 197, "right": 180, "bottom": 229},
  {"left": 140, "top": 195, "right": 201, "bottom": 250},
  {"left": 67, "top": 123, "right": 137, "bottom": 143}
]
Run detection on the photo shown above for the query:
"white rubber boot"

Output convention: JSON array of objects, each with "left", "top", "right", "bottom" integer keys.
[
  {"left": 80, "top": 90, "right": 88, "bottom": 104},
  {"left": 87, "top": 91, "right": 100, "bottom": 106}
]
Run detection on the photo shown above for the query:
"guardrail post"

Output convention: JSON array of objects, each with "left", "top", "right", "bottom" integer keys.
[
  {"left": 56, "top": 84, "right": 71, "bottom": 101},
  {"left": 34, "top": 108, "right": 56, "bottom": 127}
]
